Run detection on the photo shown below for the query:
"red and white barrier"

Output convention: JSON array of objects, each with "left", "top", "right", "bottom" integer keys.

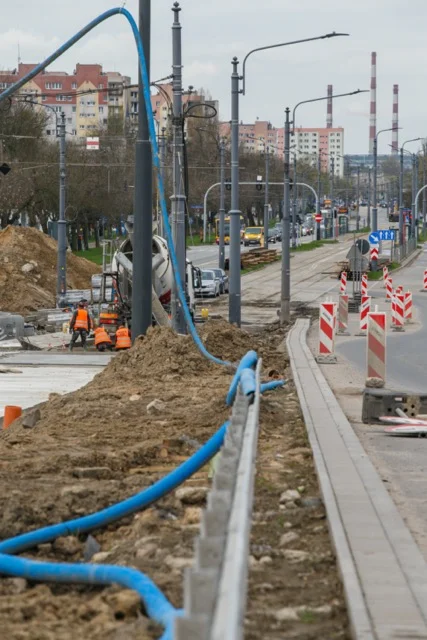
[
  {"left": 396, "top": 284, "right": 403, "bottom": 295},
  {"left": 385, "top": 276, "right": 393, "bottom": 302},
  {"left": 370, "top": 246, "right": 379, "bottom": 262},
  {"left": 404, "top": 291, "right": 413, "bottom": 322},
  {"left": 340, "top": 271, "right": 347, "bottom": 294},
  {"left": 338, "top": 295, "right": 349, "bottom": 334},
  {"left": 392, "top": 293, "right": 405, "bottom": 331},
  {"left": 366, "top": 311, "right": 386, "bottom": 387},
  {"left": 382, "top": 266, "right": 388, "bottom": 288},
  {"left": 359, "top": 295, "right": 371, "bottom": 334},
  {"left": 423, "top": 270, "right": 427, "bottom": 292},
  {"left": 361, "top": 273, "right": 368, "bottom": 297},
  {"left": 317, "top": 302, "right": 337, "bottom": 363}
]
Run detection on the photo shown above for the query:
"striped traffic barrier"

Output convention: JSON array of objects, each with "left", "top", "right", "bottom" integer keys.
[
  {"left": 361, "top": 273, "right": 368, "bottom": 297},
  {"left": 396, "top": 284, "right": 403, "bottom": 295},
  {"left": 422, "top": 269, "right": 427, "bottom": 292},
  {"left": 366, "top": 311, "right": 386, "bottom": 388},
  {"left": 316, "top": 302, "right": 337, "bottom": 363},
  {"left": 385, "top": 276, "right": 393, "bottom": 302},
  {"left": 337, "top": 295, "right": 350, "bottom": 335},
  {"left": 391, "top": 293, "right": 405, "bottom": 331},
  {"left": 404, "top": 291, "right": 413, "bottom": 322},
  {"left": 340, "top": 271, "right": 347, "bottom": 294},
  {"left": 357, "top": 295, "right": 371, "bottom": 335},
  {"left": 370, "top": 245, "right": 379, "bottom": 263},
  {"left": 382, "top": 265, "right": 388, "bottom": 288}
]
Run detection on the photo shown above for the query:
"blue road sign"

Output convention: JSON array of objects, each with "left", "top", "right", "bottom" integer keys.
[
  {"left": 369, "top": 231, "right": 379, "bottom": 244},
  {"left": 378, "top": 229, "right": 396, "bottom": 241}
]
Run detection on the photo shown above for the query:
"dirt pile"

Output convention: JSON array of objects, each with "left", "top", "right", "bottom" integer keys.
[
  {"left": 0, "top": 321, "right": 300, "bottom": 639},
  {"left": 0, "top": 226, "right": 100, "bottom": 314}
]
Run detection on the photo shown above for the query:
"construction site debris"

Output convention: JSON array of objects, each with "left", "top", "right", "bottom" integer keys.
[{"left": 0, "top": 226, "right": 100, "bottom": 315}]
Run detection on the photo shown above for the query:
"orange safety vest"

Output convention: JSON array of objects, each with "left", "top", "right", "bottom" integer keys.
[
  {"left": 94, "top": 327, "right": 112, "bottom": 347},
  {"left": 74, "top": 308, "right": 89, "bottom": 331},
  {"left": 115, "top": 326, "right": 131, "bottom": 350}
]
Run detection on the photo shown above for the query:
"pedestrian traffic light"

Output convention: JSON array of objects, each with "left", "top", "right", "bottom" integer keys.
[
  {"left": 255, "top": 175, "right": 263, "bottom": 191},
  {"left": 225, "top": 181, "right": 231, "bottom": 191}
]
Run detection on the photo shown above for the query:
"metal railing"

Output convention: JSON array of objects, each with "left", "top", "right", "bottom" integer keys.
[{"left": 175, "top": 360, "right": 262, "bottom": 640}]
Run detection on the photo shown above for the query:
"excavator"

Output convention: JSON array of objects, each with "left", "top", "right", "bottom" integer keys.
[{"left": 93, "top": 216, "right": 201, "bottom": 335}]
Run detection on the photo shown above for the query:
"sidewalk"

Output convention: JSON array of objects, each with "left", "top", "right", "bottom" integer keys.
[{"left": 288, "top": 318, "right": 427, "bottom": 640}]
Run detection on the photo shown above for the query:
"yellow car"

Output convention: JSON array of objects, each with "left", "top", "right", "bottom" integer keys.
[{"left": 243, "top": 227, "right": 263, "bottom": 246}]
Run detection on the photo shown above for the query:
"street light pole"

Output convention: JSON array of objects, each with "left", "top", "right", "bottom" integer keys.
[
  {"left": 399, "top": 138, "right": 420, "bottom": 247},
  {"left": 132, "top": 0, "right": 152, "bottom": 340},
  {"left": 317, "top": 153, "right": 321, "bottom": 241},
  {"left": 367, "top": 167, "right": 371, "bottom": 228},
  {"left": 263, "top": 146, "right": 269, "bottom": 249},
  {"left": 57, "top": 112, "right": 67, "bottom": 304},
  {"left": 292, "top": 153, "right": 297, "bottom": 247},
  {"left": 171, "top": 2, "right": 186, "bottom": 334},
  {"left": 330, "top": 156, "right": 334, "bottom": 239},
  {"left": 280, "top": 108, "right": 291, "bottom": 325},
  {"left": 219, "top": 138, "right": 226, "bottom": 269},
  {"left": 356, "top": 165, "right": 360, "bottom": 231},
  {"left": 372, "top": 127, "right": 394, "bottom": 269},
  {"left": 229, "top": 56, "right": 241, "bottom": 326}
]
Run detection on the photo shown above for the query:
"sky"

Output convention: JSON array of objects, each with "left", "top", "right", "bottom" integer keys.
[{"left": 1, "top": 0, "right": 426, "bottom": 154}]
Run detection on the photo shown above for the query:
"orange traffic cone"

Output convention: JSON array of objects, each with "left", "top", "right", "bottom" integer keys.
[{"left": 3, "top": 405, "right": 22, "bottom": 429}]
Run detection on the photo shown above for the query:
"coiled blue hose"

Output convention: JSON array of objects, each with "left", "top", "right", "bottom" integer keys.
[{"left": 0, "top": 553, "right": 178, "bottom": 638}]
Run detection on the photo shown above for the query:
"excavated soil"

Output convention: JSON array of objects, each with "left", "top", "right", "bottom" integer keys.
[
  {"left": 0, "top": 226, "right": 100, "bottom": 314},
  {"left": 0, "top": 319, "right": 349, "bottom": 639}
]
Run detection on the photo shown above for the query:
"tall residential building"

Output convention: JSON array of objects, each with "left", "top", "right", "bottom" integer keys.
[
  {"left": 219, "top": 120, "right": 279, "bottom": 155},
  {"left": 0, "top": 62, "right": 130, "bottom": 139}
]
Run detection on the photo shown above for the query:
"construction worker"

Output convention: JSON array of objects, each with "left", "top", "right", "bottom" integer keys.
[
  {"left": 94, "top": 326, "right": 113, "bottom": 352},
  {"left": 69, "top": 300, "right": 92, "bottom": 351},
  {"left": 115, "top": 325, "right": 132, "bottom": 350}
]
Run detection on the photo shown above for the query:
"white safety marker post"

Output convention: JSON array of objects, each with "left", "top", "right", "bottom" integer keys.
[
  {"left": 316, "top": 302, "right": 337, "bottom": 364},
  {"left": 366, "top": 311, "right": 386, "bottom": 388},
  {"left": 382, "top": 265, "right": 388, "bottom": 288},
  {"left": 340, "top": 271, "right": 347, "bottom": 294},
  {"left": 385, "top": 276, "right": 393, "bottom": 302},
  {"left": 421, "top": 269, "right": 427, "bottom": 292},
  {"left": 337, "top": 295, "right": 350, "bottom": 335},
  {"left": 357, "top": 295, "right": 371, "bottom": 336},
  {"left": 361, "top": 273, "right": 368, "bottom": 297}
]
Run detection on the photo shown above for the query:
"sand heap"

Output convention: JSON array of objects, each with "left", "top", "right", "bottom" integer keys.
[{"left": 0, "top": 226, "right": 101, "bottom": 315}]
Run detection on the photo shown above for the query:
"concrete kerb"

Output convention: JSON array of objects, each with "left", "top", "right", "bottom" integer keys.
[
  {"left": 287, "top": 319, "right": 373, "bottom": 640},
  {"left": 288, "top": 318, "right": 427, "bottom": 639}
]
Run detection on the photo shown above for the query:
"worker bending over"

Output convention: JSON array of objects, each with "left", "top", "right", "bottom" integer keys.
[
  {"left": 69, "top": 300, "right": 92, "bottom": 352},
  {"left": 115, "top": 325, "right": 132, "bottom": 350},
  {"left": 94, "top": 327, "right": 113, "bottom": 352}
]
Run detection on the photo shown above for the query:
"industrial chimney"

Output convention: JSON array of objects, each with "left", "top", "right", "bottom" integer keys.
[
  {"left": 369, "top": 52, "right": 377, "bottom": 155},
  {"left": 326, "top": 84, "right": 333, "bottom": 128},
  {"left": 391, "top": 84, "right": 399, "bottom": 154}
]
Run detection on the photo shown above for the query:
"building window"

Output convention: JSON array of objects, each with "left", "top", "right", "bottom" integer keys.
[
  {"left": 98, "top": 83, "right": 104, "bottom": 89},
  {"left": 56, "top": 95, "right": 67, "bottom": 101},
  {"left": 45, "top": 82, "right": 62, "bottom": 90},
  {"left": 79, "top": 125, "right": 85, "bottom": 129},
  {"left": 72, "top": 82, "right": 77, "bottom": 89},
  {"left": 72, "top": 106, "right": 76, "bottom": 112},
  {"left": 99, "top": 106, "right": 104, "bottom": 113},
  {"left": 72, "top": 129, "right": 76, "bottom": 135}
]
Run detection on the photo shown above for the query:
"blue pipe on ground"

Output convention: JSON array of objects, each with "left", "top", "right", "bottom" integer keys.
[
  {"left": 239, "top": 368, "right": 257, "bottom": 397},
  {"left": 226, "top": 350, "right": 258, "bottom": 405}
]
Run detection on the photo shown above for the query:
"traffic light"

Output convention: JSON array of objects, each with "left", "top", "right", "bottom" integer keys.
[
  {"left": 225, "top": 180, "right": 231, "bottom": 191},
  {"left": 255, "top": 175, "right": 263, "bottom": 191}
]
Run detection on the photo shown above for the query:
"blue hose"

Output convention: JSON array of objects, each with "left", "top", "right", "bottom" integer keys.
[
  {"left": 239, "top": 368, "right": 257, "bottom": 397},
  {"left": 226, "top": 350, "right": 258, "bottom": 405},
  {"left": 0, "top": 553, "right": 178, "bottom": 636},
  {"left": 0, "top": 421, "right": 229, "bottom": 555}
]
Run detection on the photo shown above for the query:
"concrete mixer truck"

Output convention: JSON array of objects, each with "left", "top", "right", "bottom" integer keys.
[{"left": 93, "top": 216, "right": 201, "bottom": 333}]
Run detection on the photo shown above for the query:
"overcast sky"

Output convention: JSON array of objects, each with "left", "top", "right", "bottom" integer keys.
[{"left": 1, "top": 0, "right": 426, "bottom": 154}]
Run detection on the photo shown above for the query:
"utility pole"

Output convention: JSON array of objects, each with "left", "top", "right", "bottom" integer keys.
[
  {"left": 317, "top": 153, "right": 321, "bottom": 241},
  {"left": 57, "top": 111, "right": 67, "bottom": 305},
  {"left": 292, "top": 153, "right": 297, "bottom": 247},
  {"left": 399, "top": 146, "right": 404, "bottom": 246},
  {"left": 170, "top": 2, "right": 186, "bottom": 334},
  {"left": 158, "top": 127, "right": 166, "bottom": 237},
  {"left": 413, "top": 154, "right": 419, "bottom": 240},
  {"left": 330, "top": 156, "right": 334, "bottom": 239},
  {"left": 229, "top": 57, "right": 241, "bottom": 326},
  {"left": 356, "top": 165, "right": 360, "bottom": 232},
  {"left": 280, "top": 108, "right": 291, "bottom": 325},
  {"left": 411, "top": 154, "right": 416, "bottom": 239},
  {"left": 423, "top": 144, "right": 427, "bottom": 233},
  {"left": 132, "top": 0, "right": 152, "bottom": 340},
  {"left": 218, "top": 138, "right": 226, "bottom": 269},
  {"left": 367, "top": 167, "right": 371, "bottom": 229},
  {"left": 263, "top": 147, "right": 269, "bottom": 249}
]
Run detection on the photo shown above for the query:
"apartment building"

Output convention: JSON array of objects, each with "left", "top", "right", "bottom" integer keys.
[{"left": 0, "top": 62, "right": 130, "bottom": 139}]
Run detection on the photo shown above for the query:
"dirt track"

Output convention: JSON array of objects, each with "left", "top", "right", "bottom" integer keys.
[{"left": 0, "top": 319, "right": 349, "bottom": 639}]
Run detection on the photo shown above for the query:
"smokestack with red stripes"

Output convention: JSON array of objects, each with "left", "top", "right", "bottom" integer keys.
[
  {"left": 326, "top": 84, "right": 333, "bottom": 128},
  {"left": 392, "top": 84, "right": 399, "bottom": 154},
  {"left": 369, "top": 52, "right": 377, "bottom": 154}
]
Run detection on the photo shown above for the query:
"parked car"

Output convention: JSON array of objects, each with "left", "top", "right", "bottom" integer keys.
[
  {"left": 198, "top": 269, "right": 220, "bottom": 298},
  {"left": 274, "top": 225, "right": 282, "bottom": 242},
  {"left": 243, "top": 226, "right": 263, "bottom": 246},
  {"left": 267, "top": 228, "right": 278, "bottom": 244},
  {"left": 211, "top": 268, "right": 229, "bottom": 294}
]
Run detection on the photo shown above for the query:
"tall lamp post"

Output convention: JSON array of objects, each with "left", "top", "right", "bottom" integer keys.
[
  {"left": 229, "top": 31, "right": 349, "bottom": 326},
  {"left": 280, "top": 88, "right": 366, "bottom": 323},
  {"left": 372, "top": 127, "right": 395, "bottom": 270},
  {"left": 21, "top": 98, "right": 67, "bottom": 305},
  {"left": 399, "top": 138, "right": 421, "bottom": 246}
]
